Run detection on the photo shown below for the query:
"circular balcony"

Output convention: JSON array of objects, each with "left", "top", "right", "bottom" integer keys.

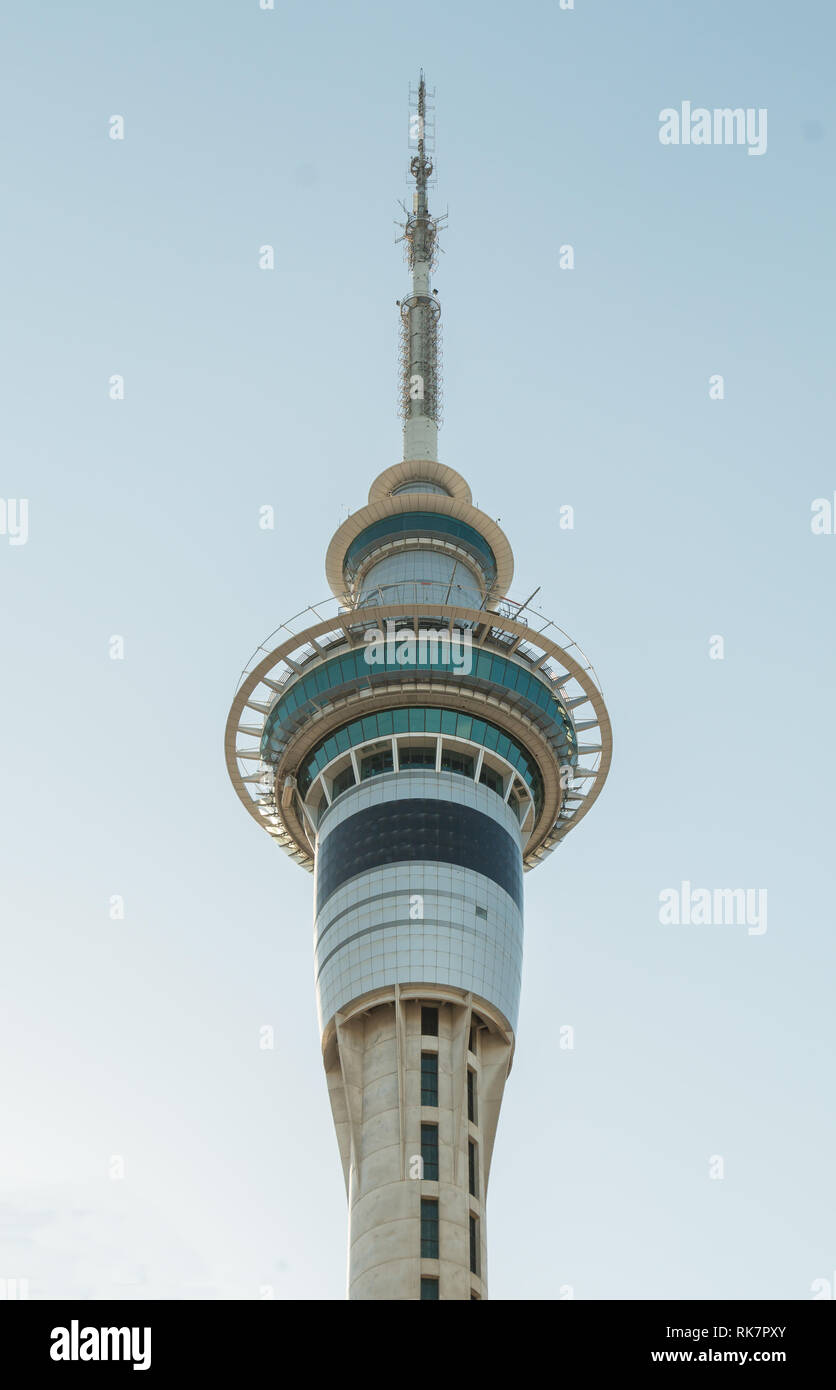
[{"left": 225, "top": 595, "right": 611, "bottom": 873}]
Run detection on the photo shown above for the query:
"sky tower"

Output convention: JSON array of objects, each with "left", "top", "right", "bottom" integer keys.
[{"left": 225, "top": 74, "right": 612, "bottom": 1300}]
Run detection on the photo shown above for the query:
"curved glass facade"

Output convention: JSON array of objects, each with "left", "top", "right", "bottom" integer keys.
[
  {"left": 260, "top": 647, "right": 577, "bottom": 764},
  {"left": 390, "top": 480, "right": 449, "bottom": 496},
  {"left": 315, "top": 798, "right": 524, "bottom": 912},
  {"left": 343, "top": 512, "right": 497, "bottom": 585},
  {"left": 313, "top": 774, "right": 525, "bottom": 1033},
  {"left": 358, "top": 550, "right": 484, "bottom": 609},
  {"left": 295, "top": 705, "right": 545, "bottom": 812}
]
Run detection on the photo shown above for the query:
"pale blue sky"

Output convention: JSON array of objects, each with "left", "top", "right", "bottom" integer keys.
[{"left": 1, "top": 0, "right": 834, "bottom": 1299}]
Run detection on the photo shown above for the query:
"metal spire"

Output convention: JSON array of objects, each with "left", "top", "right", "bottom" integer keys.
[{"left": 397, "top": 72, "right": 445, "bottom": 463}]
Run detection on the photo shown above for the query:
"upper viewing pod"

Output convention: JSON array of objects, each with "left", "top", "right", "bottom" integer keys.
[{"left": 325, "top": 463, "right": 516, "bottom": 607}]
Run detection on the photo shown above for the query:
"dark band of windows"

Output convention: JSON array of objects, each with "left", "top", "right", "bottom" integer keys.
[{"left": 315, "top": 798, "right": 524, "bottom": 911}]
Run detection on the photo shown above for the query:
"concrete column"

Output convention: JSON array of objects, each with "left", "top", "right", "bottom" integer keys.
[{"left": 322, "top": 991, "right": 513, "bottom": 1299}]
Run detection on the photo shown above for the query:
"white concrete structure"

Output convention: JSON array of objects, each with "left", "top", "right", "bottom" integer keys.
[{"left": 324, "top": 992, "right": 512, "bottom": 1300}]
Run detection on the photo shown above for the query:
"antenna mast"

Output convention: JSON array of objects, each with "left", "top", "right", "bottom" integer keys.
[{"left": 398, "top": 72, "right": 445, "bottom": 463}]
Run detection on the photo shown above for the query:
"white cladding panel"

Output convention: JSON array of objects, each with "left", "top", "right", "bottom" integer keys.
[{"left": 314, "top": 773, "right": 524, "bottom": 1031}]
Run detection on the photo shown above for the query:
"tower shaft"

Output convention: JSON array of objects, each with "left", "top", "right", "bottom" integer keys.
[{"left": 325, "top": 993, "right": 511, "bottom": 1299}]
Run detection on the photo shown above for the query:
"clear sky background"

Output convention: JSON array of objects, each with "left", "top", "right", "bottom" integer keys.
[{"left": 1, "top": 0, "right": 834, "bottom": 1300}]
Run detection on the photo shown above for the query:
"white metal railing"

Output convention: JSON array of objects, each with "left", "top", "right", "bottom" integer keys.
[{"left": 233, "top": 594, "right": 605, "bottom": 701}]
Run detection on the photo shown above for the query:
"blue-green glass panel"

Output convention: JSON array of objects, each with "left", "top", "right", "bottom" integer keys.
[
  {"left": 293, "top": 704, "right": 547, "bottom": 817},
  {"left": 343, "top": 512, "right": 497, "bottom": 582},
  {"left": 261, "top": 641, "right": 575, "bottom": 784}
]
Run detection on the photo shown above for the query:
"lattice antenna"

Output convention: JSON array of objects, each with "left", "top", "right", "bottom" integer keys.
[{"left": 395, "top": 72, "right": 447, "bottom": 462}]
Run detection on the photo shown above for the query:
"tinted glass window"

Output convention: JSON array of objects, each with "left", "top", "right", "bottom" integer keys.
[
  {"left": 421, "top": 1199, "right": 439, "bottom": 1258},
  {"left": 421, "top": 1052, "right": 439, "bottom": 1106},
  {"left": 421, "top": 1123, "right": 439, "bottom": 1181},
  {"left": 316, "top": 799, "right": 523, "bottom": 910}
]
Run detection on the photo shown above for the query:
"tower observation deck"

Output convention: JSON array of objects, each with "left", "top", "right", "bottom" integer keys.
[{"left": 225, "top": 74, "right": 612, "bottom": 1300}]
